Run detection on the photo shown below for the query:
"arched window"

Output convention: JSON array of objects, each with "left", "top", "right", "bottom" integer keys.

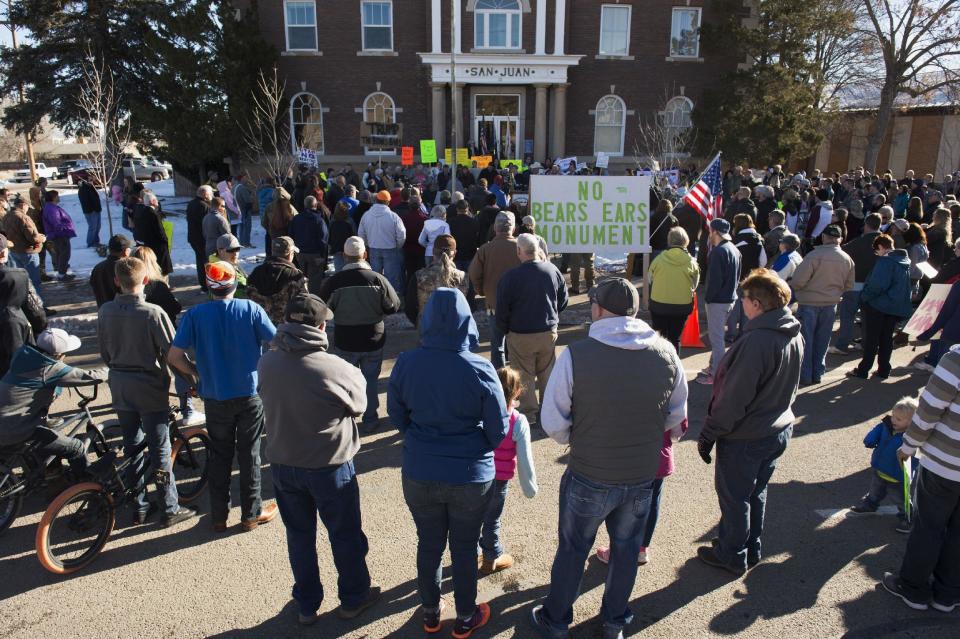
[
  {"left": 663, "top": 96, "right": 693, "bottom": 130},
  {"left": 363, "top": 92, "right": 397, "bottom": 155},
  {"left": 594, "top": 95, "right": 626, "bottom": 156},
  {"left": 473, "top": 0, "right": 523, "bottom": 49},
  {"left": 289, "top": 93, "right": 324, "bottom": 154}
]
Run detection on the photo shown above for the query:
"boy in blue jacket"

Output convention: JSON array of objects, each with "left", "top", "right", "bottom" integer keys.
[{"left": 850, "top": 396, "right": 918, "bottom": 532}]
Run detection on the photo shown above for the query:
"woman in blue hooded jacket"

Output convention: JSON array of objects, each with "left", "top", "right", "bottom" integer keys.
[
  {"left": 850, "top": 234, "right": 912, "bottom": 380},
  {"left": 388, "top": 287, "right": 508, "bottom": 637}
]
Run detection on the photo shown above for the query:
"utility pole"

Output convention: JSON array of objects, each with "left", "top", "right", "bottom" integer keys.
[
  {"left": 2, "top": 1, "right": 36, "bottom": 182},
  {"left": 449, "top": 0, "right": 457, "bottom": 183}
]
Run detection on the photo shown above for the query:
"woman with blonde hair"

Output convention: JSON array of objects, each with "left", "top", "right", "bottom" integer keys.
[
  {"left": 404, "top": 234, "right": 468, "bottom": 327},
  {"left": 925, "top": 207, "right": 953, "bottom": 268},
  {"left": 648, "top": 226, "right": 700, "bottom": 353}
]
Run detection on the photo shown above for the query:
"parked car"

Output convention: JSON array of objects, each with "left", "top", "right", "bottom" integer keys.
[
  {"left": 13, "top": 163, "right": 58, "bottom": 182},
  {"left": 121, "top": 158, "right": 169, "bottom": 182},
  {"left": 67, "top": 166, "right": 106, "bottom": 188},
  {"left": 58, "top": 159, "right": 93, "bottom": 180}
]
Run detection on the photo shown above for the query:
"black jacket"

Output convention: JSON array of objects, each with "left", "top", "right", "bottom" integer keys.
[
  {"left": 90, "top": 255, "right": 122, "bottom": 307},
  {"left": 756, "top": 198, "right": 776, "bottom": 235},
  {"left": 842, "top": 230, "right": 881, "bottom": 283},
  {"left": 328, "top": 219, "right": 355, "bottom": 255},
  {"left": 186, "top": 197, "right": 208, "bottom": 249},
  {"left": 733, "top": 229, "right": 764, "bottom": 278},
  {"left": 78, "top": 181, "right": 102, "bottom": 215},
  {"left": 248, "top": 257, "right": 304, "bottom": 298},
  {"left": 650, "top": 211, "right": 678, "bottom": 252},
  {"left": 0, "top": 265, "right": 45, "bottom": 377},
  {"left": 725, "top": 198, "right": 758, "bottom": 223},
  {"left": 448, "top": 213, "right": 481, "bottom": 261},
  {"left": 144, "top": 280, "right": 182, "bottom": 325},
  {"left": 132, "top": 204, "right": 173, "bottom": 274},
  {"left": 477, "top": 205, "right": 501, "bottom": 242}
]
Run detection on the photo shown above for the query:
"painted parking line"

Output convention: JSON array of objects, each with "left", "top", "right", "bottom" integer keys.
[{"left": 815, "top": 505, "right": 900, "bottom": 520}]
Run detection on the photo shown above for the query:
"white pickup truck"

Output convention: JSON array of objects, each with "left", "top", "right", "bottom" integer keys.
[{"left": 13, "top": 163, "right": 59, "bottom": 182}]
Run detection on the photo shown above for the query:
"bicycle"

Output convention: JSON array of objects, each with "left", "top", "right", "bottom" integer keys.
[
  {"left": 0, "top": 384, "right": 110, "bottom": 535},
  {"left": 34, "top": 409, "right": 211, "bottom": 575}
]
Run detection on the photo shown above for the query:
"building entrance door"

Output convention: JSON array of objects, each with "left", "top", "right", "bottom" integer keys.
[{"left": 474, "top": 94, "right": 521, "bottom": 159}]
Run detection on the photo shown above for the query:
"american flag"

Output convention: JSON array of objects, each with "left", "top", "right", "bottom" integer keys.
[{"left": 683, "top": 153, "right": 723, "bottom": 220}]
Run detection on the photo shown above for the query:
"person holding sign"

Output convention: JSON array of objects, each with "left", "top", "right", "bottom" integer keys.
[
  {"left": 915, "top": 280, "right": 960, "bottom": 371},
  {"left": 882, "top": 344, "right": 960, "bottom": 613}
]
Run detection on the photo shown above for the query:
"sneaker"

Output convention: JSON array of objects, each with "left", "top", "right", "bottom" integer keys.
[
  {"left": 913, "top": 362, "right": 935, "bottom": 372},
  {"left": 298, "top": 611, "right": 318, "bottom": 626},
  {"left": 846, "top": 369, "right": 869, "bottom": 380},
  {"left": 211, "top": 520, "right": 228, "bottom": 533},
  {"left": 694, "top": 374, "right": 714, "bottom": 386},
  {"left": 638, "top": 547, "right": 649, "bottom": 565},
  {"left": 595, "top": 546, "right": 648, "bottom": 565},
  {"left": 452, "top": 603, "right": 491, "bottom": 639},
  {"left": 828, "top": 346, "right": 850, "bottom": 355},
  {"left": 480, "top": 554, "right": 514, "bottom": 575},
  {"left": 849, "top": 502, "right": 879, "bottom": 514},
  {"left": 337, "top": 585, "right": 381, "bottom": 620},
  {"left": 241, "top": 502, "right": 279, "bottom": 531},
  {"left": 696, "top": 546, "right": 746, "bottom": 576},
  {"left": 162, "top": 507, "right": 197, "bottom": 528},
  {"left": 880, "top": 572, "right": 929, "bottom": 610},
  {"left": 601, "top": 622, "right": 625, "bottom": 639},
  {"left": 182, "top": 411, "right": 206, "bottom": 427},
  {"left": 528, "top": 605, "right": 561, "bottom": 639},
  {"left": 133, "top": 502, "right": 159, "bottom": 525},
  {"left": 932, "top": 598, "right": 958, "bottom": 613},
  {"left": 423, "top": 600, "right": 446, "bottom": 634},
  {"left": 895, "top": 517, "right": 912, "bottom": 534}
]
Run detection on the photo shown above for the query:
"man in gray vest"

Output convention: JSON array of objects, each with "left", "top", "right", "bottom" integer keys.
[{"left": 530, "top": 277, "right": 688, "bottom": 639}]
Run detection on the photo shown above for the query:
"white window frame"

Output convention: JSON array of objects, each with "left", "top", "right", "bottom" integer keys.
[
  {"left": 670, "top": 7, "right": 702, "bottom": 58},
  {"left": 593, "top": 95, "right": 626, "bottom": 157},
  {"left": 363, "top": 92, "right": 397, "bottom": 155},
  {"left": 360, "top": 1, "right": 394, "bottom": 52},
  {"left": 662, "top": 96, "right": 694, "bottom": 129},
  {"left": 284, "top": 1, "right": 318, "bottom": 52},
  {"left": 599, "top": 4, "right": 631, "bottom": 57},
  {"left": 289, "top": 92, "right": 325, "bottom": 155},
  {"left": 472, "top": 0, "right": 523, "bottom": 50}
]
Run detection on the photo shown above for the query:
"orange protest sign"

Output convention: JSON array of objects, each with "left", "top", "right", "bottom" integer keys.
[
  {"left": 401, "top": 146, "right": 415, "bottom": 166},
  {"left": 471, "top": 155, "right": 493, "bottom": 168}
]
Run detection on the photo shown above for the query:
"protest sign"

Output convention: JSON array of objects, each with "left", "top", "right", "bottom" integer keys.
[
  {"left": 360, "top": 122, "right": 402, "bottom": 149},
  {"left": 903, "top": 283, "right": 951, "bottom": 336},
  {"left": 419, "top": 139, "right": 438, "bottom": 163},
  {"left": 555, "top": 157, "right": 577, "bottom": 174},
  {"left": 401, "top": 146, "right": 414, "bottom": 166},
  {"left": 529, "top": 175, "right": 651, "bottom": 256},
  {"left": 457, "top": 148, "right": 469, "bottom": 165},
  {"left": 595, "top": 152, "right": 609, "bottom": 169},
  {"left": 297, "top": 148, "right": 318, "bottom": 167},
  {"left": 471, "top": 155, "right": 493, "bottom": 168},
  {"left": 501, "top": 159, "right": 524, "bottom": 170}
]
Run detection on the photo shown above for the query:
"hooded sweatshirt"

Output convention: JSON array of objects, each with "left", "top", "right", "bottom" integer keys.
[
  {"left": 701, "top": 307, "right": 804, "bottom": 442},
  {"left": 387, "top": 288, "right": 508, "bottom": 484},
  {"left": 357, "top": 202, "right": 406, "bottom": 250},
  {"left": 258, "top": 323, "right": 367, "bottom": 469},
  {"left": 860, "top": 249, "right": 912, "bottom": 318},
  {"left": 648, "top": 247, "right": 700, "bottom": 306}
]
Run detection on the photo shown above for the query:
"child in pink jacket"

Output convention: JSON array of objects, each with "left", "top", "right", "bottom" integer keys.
[{"left": 595, "top": 419, "right": 688, "bottom": 565}]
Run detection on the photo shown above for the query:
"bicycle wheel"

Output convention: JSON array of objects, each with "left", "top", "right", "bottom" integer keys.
[
  {"left": 0, "top": 461, "right": 25, "bottom": 535},
  {"left": 36, "top": 482, "right": 114, "bottom": 575},
  {"left": 171, "top": 429, "right": 211, "bottom": 504}
]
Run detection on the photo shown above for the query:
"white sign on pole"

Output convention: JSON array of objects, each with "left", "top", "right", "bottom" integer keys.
[
  {"left": 529, "top": 175, "right": 652, "bottom": 256},
  {"left": 298, "top": 148, "right": 318, "bottom": 167},
  {"left": 555, "top": 156, "right": 577, "bottom": 174},
  {"left": 595, "top": 152, "right": 609, "bottom": 169}
]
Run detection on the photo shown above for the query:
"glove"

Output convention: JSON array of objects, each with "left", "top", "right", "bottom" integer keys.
[{"left": 698, "top": 436, "right": 715, "bottom": 464}]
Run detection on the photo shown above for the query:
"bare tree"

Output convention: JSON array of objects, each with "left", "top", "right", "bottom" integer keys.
[
  {"left": 237, "top": 67, "right": 298, "bottom": 181},
  {"left": 634, "top": 88, "right": 697, "bottom": 172},
  {"left": 76, "top": 53, "right": 131, "bottom": 236},
  {"left": 811, "top": 0, "right": 874, "bottom": 110},
  {"left": 860, "top": 0, "right": 960, "bottom": 170}
]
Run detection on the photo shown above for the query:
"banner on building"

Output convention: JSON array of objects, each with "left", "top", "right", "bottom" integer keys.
[
  {"left": 420, "top": 139, "right": 438, "bottom": 164},
  {"left": 595, "top": 152, "right": 609, "bottom": 169},
  {"left": 529, "top": 175, "right": 652, "bottom": 255},
  {"left": 401, "top": 146, "right": 415, "bottom": 166},
  {"left": 298, "top": 148, "right": 318, "bottom": 167},
  {"left": 361, "top": 122, "right": 402, "bottom": 150},
  {"left": 904, "top": 283, "right": 951, "bottom": 336},
  {"left": 471, "top": 155, "right": 493, "bottom": 168}
]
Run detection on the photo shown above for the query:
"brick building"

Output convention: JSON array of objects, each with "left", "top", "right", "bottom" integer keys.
[{"left": 249, "top": 0, "right": 738, "bottom": 168}]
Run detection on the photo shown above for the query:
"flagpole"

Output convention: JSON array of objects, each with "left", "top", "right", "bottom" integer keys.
[{"left": 450, "top": 0, "right": 458, "bottom": 183}]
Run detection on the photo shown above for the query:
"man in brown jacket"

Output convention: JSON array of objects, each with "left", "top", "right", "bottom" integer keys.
[
  {"left": 2, "top": 197, "right": 45, "bottom": 299},
  {"left": 469, "top": 211, "right": 520, "bottom": 368}
]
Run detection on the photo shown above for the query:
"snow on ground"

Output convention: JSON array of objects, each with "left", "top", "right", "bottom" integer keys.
[{"left": 57, "top": 179, "right": 268, "bottom": 277}]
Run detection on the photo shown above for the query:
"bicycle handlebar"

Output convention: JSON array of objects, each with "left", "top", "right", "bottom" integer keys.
[{"left": 75, "top": 382, "right": 101, "bottom": 408}]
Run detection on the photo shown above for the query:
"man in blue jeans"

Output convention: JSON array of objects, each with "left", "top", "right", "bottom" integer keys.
[
  {"left": 533, "top": 278, "right": 688, "bottom": 639},
  {"left": 831, "top": 213, "right": 882, "bottom": 355},
  {"left": 169, "top": 261, "right": 279, "bottom": 533},
  {"left": 258, "top": 293, "right": 380, "bottom": 625},
  {"left": 697, "top": 270, "right": 803, "bottom": 575},
  {"left": 357, "top": 189, "right": 406, "bottom": 293},
  {"left": 319, "top": 237, "right": 400, "bottom": 433}
]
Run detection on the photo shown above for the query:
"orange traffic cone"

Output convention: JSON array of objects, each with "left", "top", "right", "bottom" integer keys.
[{"left": 681, "top": 293, "right": 706, "bottom": 348}]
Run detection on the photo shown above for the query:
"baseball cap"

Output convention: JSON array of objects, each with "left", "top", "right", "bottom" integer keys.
[
  {"left": 216, "top": 234, "right": 242, "bottom": 251},
  {"left": 344, "top": 236, "right": 365, "bottom": 257},
  {"left": 376, "top": 189, "right": 391, "bottom": 203},
  {"left": 108, "top": 234, "right": 133, "bottom": 253},
  {"left": 588, "top": 277, "right": 640, "bottom": 318},
  {"left": 709, "top": 218, "right": 731, "bottom": 237},
  {"left": 822, "top": 224, "right": 843, "bottom": 238},
  {"left": 36, "top": 328, "right": 82, "bottom": 355},
  {"left": 0, "top": 232, "right": 11, "bottom": 249},
  {"left": 205, "top": 261, "right": 236, "bottom": 292},
  {"left": 272, "top": 236, "right": 299, "bottom": 255},
  {"left": 284, "top": 292, "right": 334, "bottom": 326},
  {"left": 892, "top": 218, "right": 910, "bottom": 232}
]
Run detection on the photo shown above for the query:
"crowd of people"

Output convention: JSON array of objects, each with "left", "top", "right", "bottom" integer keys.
[{"left": 0, "top": 159, "right": 959, "bottom": 637}]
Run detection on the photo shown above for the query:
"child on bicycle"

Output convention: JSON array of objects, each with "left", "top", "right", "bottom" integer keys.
[
  {"left": 479, "top": 366, "right": 538, "bottom": 575},
  {"left": 0, "top": 328, "right": 106, "bottom": 473}
]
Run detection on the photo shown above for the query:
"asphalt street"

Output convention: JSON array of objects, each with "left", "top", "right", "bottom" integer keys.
[{"left": 2, "top": 278, "right": 959, "bottom": 639}]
